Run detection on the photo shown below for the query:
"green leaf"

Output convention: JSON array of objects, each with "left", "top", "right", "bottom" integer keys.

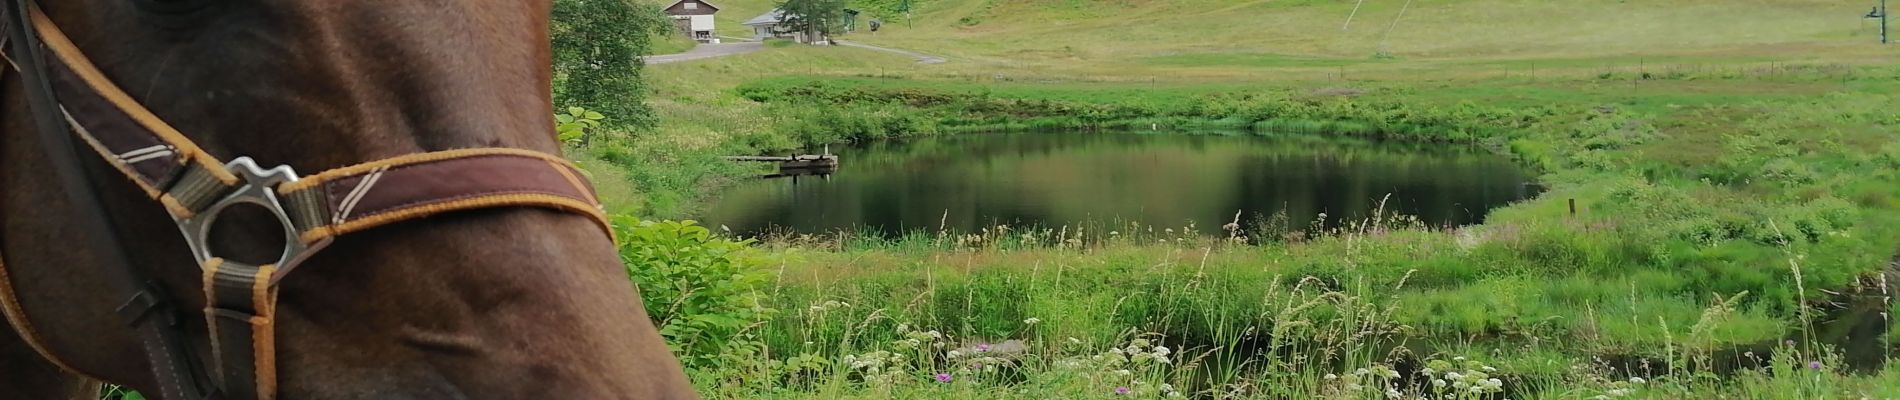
[{"left": 583, "top": 111, "right": 606, "bottom": 120}]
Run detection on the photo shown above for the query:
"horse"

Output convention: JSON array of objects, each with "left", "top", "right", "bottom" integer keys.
[{"left": 0, "top": 0, "right": 697, "bottom": 398}]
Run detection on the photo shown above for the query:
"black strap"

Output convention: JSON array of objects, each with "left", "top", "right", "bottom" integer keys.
[{"left": 2, "top": 2, "right": 213, "bottom": 399}]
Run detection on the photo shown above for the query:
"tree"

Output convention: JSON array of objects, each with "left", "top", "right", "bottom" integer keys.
[
  {"left": 777, "top": 0, "right": 849, "bottom": 42},
  {"left": 550, "top": 0, "right": 671, "bottom": 141}
]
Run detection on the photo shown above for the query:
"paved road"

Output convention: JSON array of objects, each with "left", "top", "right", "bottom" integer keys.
[
  {"left": 836, "top": 41, "right": 947, "bottom": 64},
  {"left": 644, "top": 42, "right": 765, "bottom": 65}
]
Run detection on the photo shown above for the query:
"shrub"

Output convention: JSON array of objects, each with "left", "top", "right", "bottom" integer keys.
[{"left": 617, "top": 217, "right": 778, "bottom": 370}]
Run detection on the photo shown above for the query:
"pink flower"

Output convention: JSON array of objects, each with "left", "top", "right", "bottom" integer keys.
[
  {"left": 935, "top": 373, "right": 953, "bottom": 383},
  {"left": 1114, "top": 386, "right": 1130, "bottom": 395},
  {"left": 1808, "top": 361, "right": 1823, "bottom": 370},
  {"left": 976, "top": 343, "right": 991, "bottom": 352}
]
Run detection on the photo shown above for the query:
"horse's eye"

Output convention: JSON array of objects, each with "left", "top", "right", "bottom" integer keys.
[{"left": 132, "top": 0, "right": 220, "bottom": 15}]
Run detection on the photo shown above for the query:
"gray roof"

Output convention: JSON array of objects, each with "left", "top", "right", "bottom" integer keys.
[{"left": 743, "top": 9, "right": 783, "bottom": 26}]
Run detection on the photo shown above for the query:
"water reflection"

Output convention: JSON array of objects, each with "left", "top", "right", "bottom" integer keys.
[{"left": 700, "top": 132, "right": 1539, "bottom": 237}]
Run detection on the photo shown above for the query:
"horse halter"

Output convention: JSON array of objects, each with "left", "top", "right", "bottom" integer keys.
[{"left": 0, "top": 2, "right": 611, "bottom": 399}]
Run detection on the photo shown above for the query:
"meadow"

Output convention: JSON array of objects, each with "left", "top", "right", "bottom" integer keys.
[{"left": 572, "top": 0, "right": 1900, "bottom": 398}]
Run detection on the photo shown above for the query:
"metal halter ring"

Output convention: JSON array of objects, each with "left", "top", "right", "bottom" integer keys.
[{"left": 172, "top": 157, "right": 332, "bottom": 285}]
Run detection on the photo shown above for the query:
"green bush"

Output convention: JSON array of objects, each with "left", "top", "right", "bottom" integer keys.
[{"left": 616, "top": 217, "right": 778, "bottom": 370}]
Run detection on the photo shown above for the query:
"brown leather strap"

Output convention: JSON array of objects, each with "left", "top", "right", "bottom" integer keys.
[
  {"left": 279, "top": 148, "right": 609, "bottom": 244},
  {"left": 202, "top": 259, "right": 277, "bottom": 400},
  {"left": 19, "top": 4, "right": 238, "bottom": 215}
]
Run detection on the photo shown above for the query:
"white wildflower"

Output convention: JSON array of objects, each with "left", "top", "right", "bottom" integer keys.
[
  {"left": 1628, "top": 377, "right": 1646, "bottom": 385},
  {"left": 1324, "top": 374, "right": 1339, "bottom": 380},
  {"left": 1115, "top": 369, "right": 1132, "bottom": 376},
  {"left": 1385, "top": 388, "right": 1402, "bottom": 398},
  {"left": 1481, "top": 366, "right": 1497, "bottom": 372},
  {"left": 1023, "top": 317, "right": 1042, "bottom": 325}
]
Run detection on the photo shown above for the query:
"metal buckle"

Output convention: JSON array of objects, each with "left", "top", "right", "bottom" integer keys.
[{"left": 173, "top": 157, "right": 332, "bottom": 285}]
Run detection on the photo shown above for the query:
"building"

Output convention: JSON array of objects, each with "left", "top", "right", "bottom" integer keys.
[
  {"left": 742, "top": 9, "right": 790, "bottom": 41},
  {"left": 743, "top": 8, "right": 860, "bottom": 43},
  {"left": 663, "top": 0, "right": 720, "bottom": 43}
]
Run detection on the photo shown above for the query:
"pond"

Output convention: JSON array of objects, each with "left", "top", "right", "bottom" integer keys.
[{"left": 699, "top": 132, "right": 1540, "bottom": 238}]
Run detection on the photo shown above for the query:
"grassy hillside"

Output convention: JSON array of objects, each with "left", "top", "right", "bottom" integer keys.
[{"left": 581, "top": 1, "right": 1900, "bottom": 398}]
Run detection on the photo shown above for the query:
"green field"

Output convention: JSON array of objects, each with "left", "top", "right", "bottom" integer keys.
[{"left": 588, "top": 0, "right": 1900, "bottom": 398}]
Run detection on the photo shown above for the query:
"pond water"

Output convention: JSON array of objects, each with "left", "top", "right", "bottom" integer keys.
[{"left": 699, "top": 132, "right": 1540, "bottom": 238}]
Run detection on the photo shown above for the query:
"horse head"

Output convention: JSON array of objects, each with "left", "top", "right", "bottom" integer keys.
[{"left": 0, "top": 0, "right": 696, "bottom": 398}]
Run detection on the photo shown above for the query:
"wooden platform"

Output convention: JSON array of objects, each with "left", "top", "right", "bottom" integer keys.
[{"left": 725, "top": 154, "right": 839, "bottom": 177}]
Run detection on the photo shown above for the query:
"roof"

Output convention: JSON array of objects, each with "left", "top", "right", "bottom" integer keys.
[
  {"left": 667, "top": 0, "right": 720, "bottom": 12},
  {"left": 743, "top": 9, "right": 783, "bottom": 26}
]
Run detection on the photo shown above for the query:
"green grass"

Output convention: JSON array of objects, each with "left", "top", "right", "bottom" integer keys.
[{"left": 651, "top": 32, "right": 700, "bottom": 55}]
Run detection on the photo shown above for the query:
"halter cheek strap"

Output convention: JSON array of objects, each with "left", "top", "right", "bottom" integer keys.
[{"left": 1, "top": 2, "right": 611, "bottom": 399}]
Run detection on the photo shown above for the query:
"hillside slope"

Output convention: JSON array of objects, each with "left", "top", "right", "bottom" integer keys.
[{"left": 841, "top": 0, "right": 1892, "bottom": 68}]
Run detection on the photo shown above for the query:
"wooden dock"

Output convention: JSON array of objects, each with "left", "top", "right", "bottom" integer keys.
[{"left": 725, "top": 154, "right": 839, "bottom": 177}]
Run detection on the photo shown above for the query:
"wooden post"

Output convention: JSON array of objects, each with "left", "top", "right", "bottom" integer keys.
[{"left": 1568, "top": 199, "right": 1577, "bottom": 217}]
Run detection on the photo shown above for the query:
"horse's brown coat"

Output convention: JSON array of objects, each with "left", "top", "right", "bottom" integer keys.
[{"left": 0, "top": 1, "right": 697, "bottom": 398}]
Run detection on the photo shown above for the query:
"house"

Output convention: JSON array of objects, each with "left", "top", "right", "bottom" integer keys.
[
  {"left": 663, "top": 0, "right": 719, "bottom": 43},
  {"left": 742, "top": 9, "right": 791, "bottom": 41},
  {"left": 743, "top": 8, "right": 860, "bottom": 43}
]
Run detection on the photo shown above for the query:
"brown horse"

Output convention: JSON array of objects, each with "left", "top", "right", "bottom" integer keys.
[{"left": 1, "top": 1, "right": 696, "bottom": 399}]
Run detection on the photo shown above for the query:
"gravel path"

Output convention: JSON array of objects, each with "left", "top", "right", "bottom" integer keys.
[
  {"left": 644, "top": 42, "right": 765, "bottom": 65},
  {"left": 643, "top": 40, "right": 945, "bottom": 65}
]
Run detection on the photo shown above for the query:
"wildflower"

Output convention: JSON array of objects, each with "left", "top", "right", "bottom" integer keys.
[
  {"left": 1023, "top": 317, "right": 1042, "bottom": 325},
  {"left": 1115, "top": 387, "right": 1131, "bottom": 395},
  {"left": 1433, "top": 379, "right": 1446, "bottom": 387},
  {"left": 1384, "top": 369, "right": 1400, "bottom": 379},
  {"left": 1115, "top": 369, "right": 1132, "bottom": 376},
  {"left": 1481, "top": 366, "right": 1497, "bottom": 372},
  {"left": 1468, "top": 386, "right": 1485, "bottom": 394},
  {"left": 1483, "top": 378, "right": 1502, "bottom": 389},
  {"left": 1785, "top": 339, "right": 1796, "bottom": 347},
  {"left": 947, "top": 350, "right": 964, "bottom": 358},
  {"left": 1160, "top": 384, "right": 1176, "bottom": 393},
  {"left": 1606, "top": 388, "right": 1632, "bottom": 397},
  {"left": 1453, "top": 356, "right": 1466, "bottom": 362},
  {"left": 1421, "top": 367, "right": 1435, "bottom": 376},
  {"left": 1445, "top": 372, "right": 1463, "bottom": 380},
  {"left": 935, "top": 373, "right": 953, "bottom": 383},
  {"left": 1153, "top": 346, "right": 1171, "bottom": 356},
  {"left": 1355, "top": 368, "right": 1371, "bottom": 376},
  {"left": 1808, "top": 361, "right": 1823, "bottom": 370},
  {"left": 1628, "top": 377, "right": 1646, "bottom": 385},
  {"left": 976, "top": 343, "right": 992, "bottom": 352},
  {"left": 1385, "top": 388, "right": 1402, "bottom": 398},
  {"left": 1325, "top": 374, "right": 1339, "bottom": 380}
]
